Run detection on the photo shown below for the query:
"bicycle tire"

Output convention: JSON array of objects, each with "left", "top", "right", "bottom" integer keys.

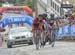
[
  {"left": 51, "top": 31, "right": 56, "bottom": 47},
  {"left": 41, "top": 32, "right": 46, "bottom": 47},
  {"left": 35, "top": 30, "right": 41, "bottom": 50}
]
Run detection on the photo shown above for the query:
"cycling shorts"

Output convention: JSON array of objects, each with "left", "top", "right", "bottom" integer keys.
[
  {"left": 42, "top": 25, "right": 46, "bottom": 31},
  {"left": 32, "top": 23, "right": 42, "bottom": 30}
]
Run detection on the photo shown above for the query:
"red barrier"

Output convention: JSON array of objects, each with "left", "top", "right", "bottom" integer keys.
[{"left": 0, "top": 6, "right": 32, "bottom": 14}]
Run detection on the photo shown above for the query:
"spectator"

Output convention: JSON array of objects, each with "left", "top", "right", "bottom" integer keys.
[{"left": 67, "top": 14, "right": 74, "bottom": 24}]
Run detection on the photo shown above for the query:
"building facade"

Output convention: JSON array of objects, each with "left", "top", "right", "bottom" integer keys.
[
  {"left": 39, "top": 0, "right": 74, "bottom": 16},
  {"left": 37, "top": 0, "right": 47, "bottom": 14},
  {"left": 47, "top": 0, "right": 62, "bottom": 16}
]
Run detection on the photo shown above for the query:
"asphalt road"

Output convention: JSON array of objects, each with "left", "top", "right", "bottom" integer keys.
[{"left": 0, "top": 41, "right": 75, "bottom": 55}]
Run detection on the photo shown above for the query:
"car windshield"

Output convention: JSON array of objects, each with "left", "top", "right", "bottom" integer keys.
[{"left": 9, "top": 27, "right": 29, "bottom": 34}]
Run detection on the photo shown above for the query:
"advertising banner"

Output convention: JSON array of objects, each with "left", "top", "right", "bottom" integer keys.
[
  {"left": 63, "top": 24, "right": 71, "bottom": 35},
  {"left": 71, "top": 24, "right": 75, "bottom": 34},
  {"left": 57, "top": 27, "right": 63, "bottom": 37},
  {"left": 0, "top": 15, "right": 33, "bottom": 27}
]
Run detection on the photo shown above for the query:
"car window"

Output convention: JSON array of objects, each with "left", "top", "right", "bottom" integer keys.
[{"left": 9, "top": 27, "right": 29, "bottom": 34}]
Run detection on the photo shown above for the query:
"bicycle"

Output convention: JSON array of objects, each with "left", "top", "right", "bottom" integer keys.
[
  {"left": 33, "top": 29, "right": 42, "bottom": 50},
  {"left": 40, "top": 30, "right": 47, "bottom": 47},
  {"left": 46, "top": 26, "right": 56, "bottom": 47},
  {"left": 50, "top": 29, "right": 56, "bottom": 47}
]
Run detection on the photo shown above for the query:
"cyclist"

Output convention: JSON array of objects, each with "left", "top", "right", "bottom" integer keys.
[
  {"left": 32, "top": 14, "right": 43, "bottom": 50},
  {"left": 47, "top": 13, "right": 56, "bottom": 47},
  {"left": 41, "top": 14, "right": 48, "bottom": 46}
]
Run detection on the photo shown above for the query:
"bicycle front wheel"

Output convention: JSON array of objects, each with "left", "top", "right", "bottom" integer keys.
[{"left": 51, "top": 31, "right": 56, "bottom": 47}]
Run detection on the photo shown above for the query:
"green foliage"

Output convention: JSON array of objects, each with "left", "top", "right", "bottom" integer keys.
[
  {"left": 0, "top": 0, "right": 33, "bottom": 9},
  {"left": 22, "top": 1, "right": 32, "bottom": 8},
  {"left": 0, "top": 0, "right": 5, "bottom": 6}
]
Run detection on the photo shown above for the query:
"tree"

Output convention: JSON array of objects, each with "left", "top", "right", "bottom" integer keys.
[
  {"left": 0, "top": 3, "right": 2, "bottom": 6},
  {"left": 0, "top": 0, "right": 4, "bottom": 6},
  {"left": 22, "top": 0, "right": 33, "bottom": 8}
]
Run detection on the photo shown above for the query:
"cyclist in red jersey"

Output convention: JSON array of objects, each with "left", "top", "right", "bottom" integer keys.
[
  {"left": 32, "top": 15, "right": 43, "bottom": 30},
  {"left": 32, "top": 14, "right": 44, "bottom": 49}
]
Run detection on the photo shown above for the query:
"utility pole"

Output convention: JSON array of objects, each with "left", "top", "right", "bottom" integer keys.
[{"left": 33, "top": 0, "right": 38, "bottom": 17}]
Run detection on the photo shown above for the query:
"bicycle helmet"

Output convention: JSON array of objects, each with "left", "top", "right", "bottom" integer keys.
[
  {"left": 38, "top": 14, "right": 42, "bottom": 18},
  {"left": 42, "top": 13, "right": 47, "bottom": 17},
  {"left": 50, "top": 13, "right": 54, "bottom": 17}
]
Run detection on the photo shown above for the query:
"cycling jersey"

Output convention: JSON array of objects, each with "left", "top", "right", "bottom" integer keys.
[
  {"left": 42, "top": 20, "right": 47, "bottom": 30},
  {"left": 48, "top": 19, "right": 54, "bottom": 28},
  {"left": 32, "top": 18, "right": 43, "bottom": 30}
]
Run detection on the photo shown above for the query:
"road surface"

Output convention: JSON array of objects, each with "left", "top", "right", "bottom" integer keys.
[{"left": 0, "top": 41, "right": 75, "bottom": 55}]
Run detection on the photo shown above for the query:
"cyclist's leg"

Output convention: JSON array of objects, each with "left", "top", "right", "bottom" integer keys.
[
  {"left": 51, "top": 30, "right": 56, "bottom": 47},
  {"left": 38, "top": 30, "right": 43, "bottom": 48},
  {"left": 43, "top": 31, "right": 47, "bottom": 46},
  {"left": 48, "top": 27, "right": 52, "bottom": 45},
  {"left": 44, "top": 31, "right": 48, "bottom": 44},
  {"left": 33, "top": 30, "right": 37, "bottom": 44},
  {"left": 35, "top": 29, "right": 42, "bottom": 50},
  {"left": 41, "top": 30, "right": 45, "bottom": 43},
  {"left": 40, "top": 30, "right": 45, "bottom": 47},
  {"left": 32, "top": 30, "right": 35, "bottom": 44},
  {"left": 33, "top": 30, "right": 39, "bottom": 44},
  {"left": 35, "top": 30, "right": 40, "bottom": 50},
  {"left": 40, "top": 29, "right": 47, "bottom": 46},
  {"left": 42, "top": 25, "right": 46, "bottom": 45}
]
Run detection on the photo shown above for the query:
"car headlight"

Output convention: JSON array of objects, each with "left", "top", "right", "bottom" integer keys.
[
  {"left": 30, "top": 34, "right": 33, "bottom": 37},
  {"left": 8, "top": 36, "right": 15, "bottom": 40},
  {"left": 25, "top": 34, "right": 32, "bottom": 37},
  {"left": 28, "top": 33, "right": 33, "bottom": 37}
]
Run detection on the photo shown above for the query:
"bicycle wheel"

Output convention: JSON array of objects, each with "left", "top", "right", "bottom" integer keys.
[
  {"left": 51, "top": 31, "right": 56, "bottom": 47},
  {"left": 40, "top": 31, "right": 46, "bottom": 47},
  {"left": 36, "top": 35, "right": 42, "bottom": 50},
  {"left": 34, "top": 30, "right": 41, "bottom": 50}
]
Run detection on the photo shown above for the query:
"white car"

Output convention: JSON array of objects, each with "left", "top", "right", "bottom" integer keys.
[{"left": 7, "top": 27, "right": 33, "bottom": 48}]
